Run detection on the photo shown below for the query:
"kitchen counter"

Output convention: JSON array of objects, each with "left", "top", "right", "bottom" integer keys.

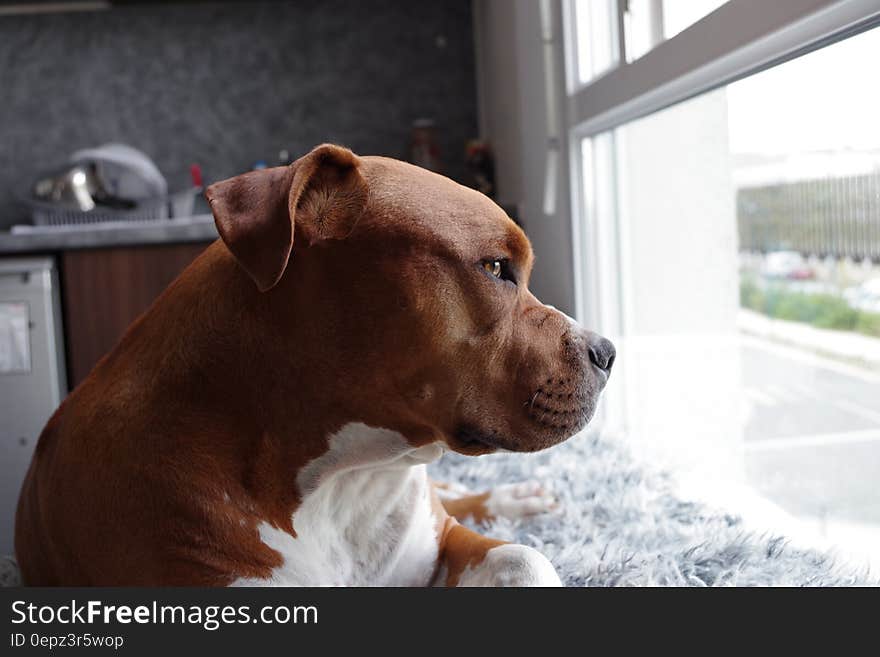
[{"left": 0, "top": 215, "right": 219, "bottom": 255}]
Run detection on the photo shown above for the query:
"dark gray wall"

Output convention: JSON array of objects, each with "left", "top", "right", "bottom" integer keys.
[{"left": 0, "top": 0, "right": 477, "bottom": 228}]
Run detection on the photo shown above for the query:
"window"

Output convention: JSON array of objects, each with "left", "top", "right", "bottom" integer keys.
[
  {"left": 624, "top": 0, "right": 729, "bottom": 61},
  {"left": 564, "top": 0, "right": 880, "bottom": 570},
  {"left": 569, "top": 0, "right": 619, "bottom": 85}
]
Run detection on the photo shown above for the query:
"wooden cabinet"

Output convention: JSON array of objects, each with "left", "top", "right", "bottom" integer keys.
[{"left": 60, "top": 242, "right": 211, "bottom": 388}]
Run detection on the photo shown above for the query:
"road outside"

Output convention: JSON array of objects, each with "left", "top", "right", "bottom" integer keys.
[
  {"left": 742, "top": 338, "right": 880, "bottom": 443},
  {"left": 739, "top": 331, "right": 880, "bottom": 572}
]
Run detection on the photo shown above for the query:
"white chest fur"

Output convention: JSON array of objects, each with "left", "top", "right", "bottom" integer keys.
[{"left": 232, "top": 423, "right": 444, "bottom": 587}]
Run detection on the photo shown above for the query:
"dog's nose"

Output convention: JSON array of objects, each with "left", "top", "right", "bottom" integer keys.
[{"left": 588, "top": 336, "right": 616, "bottom": 373}]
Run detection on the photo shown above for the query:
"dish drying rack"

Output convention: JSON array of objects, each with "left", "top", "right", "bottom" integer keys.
[{"left": 23, "top": 188, "right": 201, "bottom": 228}]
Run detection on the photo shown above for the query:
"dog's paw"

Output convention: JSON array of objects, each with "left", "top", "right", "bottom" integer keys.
[
  {"left": 485, "top": 480, "right": 558, "bottom": 520},
  {"left": 432, "top": 480, "right": 473, "bottom": 501},
  {"left": 458, "top": 544, "right": 562, "bottom": 587}
]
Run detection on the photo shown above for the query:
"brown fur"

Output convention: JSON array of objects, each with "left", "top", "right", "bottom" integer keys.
[
  {"left": 440, "top": 493, "right": 493, "bottom": 525},
  {"left": 15, "top": 144, "right": 607, "bottom": 586},
  {"left": 440, "top": 523, "right": 505, "bottom": 587}
]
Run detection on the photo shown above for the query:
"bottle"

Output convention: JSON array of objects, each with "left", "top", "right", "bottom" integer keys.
[
  {"left": 409, "top": 119, "right": 443, "bottom": 173},
  {"left": 465, "top": 140, "right": 496, "bottom": 198}
]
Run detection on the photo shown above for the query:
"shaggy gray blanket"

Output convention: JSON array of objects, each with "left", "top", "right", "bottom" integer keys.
[
  {"left": 430, "top": 432, "right": 875, "bottom": 586},
  {"left": 1, "top": 433, "right": 873, "bottom": 587}
]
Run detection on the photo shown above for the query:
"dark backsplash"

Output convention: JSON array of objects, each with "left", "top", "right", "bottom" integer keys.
[{"left": 0, "top": 0, "right": 477, "bottom": 228}]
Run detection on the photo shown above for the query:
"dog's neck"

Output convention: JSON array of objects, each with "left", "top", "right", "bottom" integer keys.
[{"left": 110, "top": 241, "right": 439, "bottom": 528}]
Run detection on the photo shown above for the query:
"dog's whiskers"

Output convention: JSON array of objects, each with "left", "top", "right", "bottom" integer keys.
[{"left": 527, "top": 390, "right": 540, "bottom": 411}]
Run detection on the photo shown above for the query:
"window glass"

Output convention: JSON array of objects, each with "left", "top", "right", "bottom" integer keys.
[
  {"left": 625, "top": 0, "right": 729, "bottom": 61},
  {"left": 572, "top": 0, "right": 619, "bottom": 84},
  {"left": 580, "top": 26, "right": 880, "bottom": 570}
]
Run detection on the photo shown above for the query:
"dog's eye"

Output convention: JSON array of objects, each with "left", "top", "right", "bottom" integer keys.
[{"left": 481, "top": 259, "right": 516, "bottom": 284}]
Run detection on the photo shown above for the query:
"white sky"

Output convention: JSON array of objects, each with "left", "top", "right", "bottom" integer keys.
[
  {"left": 663, "top": 0, "right": 728, "bottom": 40},
  {"left": 727, "top": 25, "right": 880, "bottom": 156}
]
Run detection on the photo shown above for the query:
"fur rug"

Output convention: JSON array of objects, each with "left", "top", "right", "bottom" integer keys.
[
  {"left": 0, "top": 556, "right": 18, "bottom": 587},
  {"left": 1, "top": 433, "right": 873, "bottom": 587},
  {"left": 429, "top": 432, "right": 875, "bottom": 586}
]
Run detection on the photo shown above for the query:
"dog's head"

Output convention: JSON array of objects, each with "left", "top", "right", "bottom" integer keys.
[{"left": 207, "top": 144, "right": 614, "bottom": 454}]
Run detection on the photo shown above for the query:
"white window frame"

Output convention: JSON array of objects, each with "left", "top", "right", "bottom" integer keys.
[{"left": 560, "top": 0, "right": 880, "bottom": 329}]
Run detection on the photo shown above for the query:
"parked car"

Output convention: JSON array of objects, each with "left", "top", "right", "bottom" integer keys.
[
  {"left": 843, "top": 278, "right": 880, "bottom": 314},
  {"left": 762, "top": 250, "right": 814, "bottom": 280}
]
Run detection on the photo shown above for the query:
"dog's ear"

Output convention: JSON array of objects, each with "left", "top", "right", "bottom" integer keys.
[{"left": 206, "top": 144, "right": 368, "bottom": 292}]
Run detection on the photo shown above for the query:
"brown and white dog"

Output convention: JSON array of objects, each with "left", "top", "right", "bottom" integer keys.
[{"left": 15, "top": 144, "right": 615, "bottom": 586}]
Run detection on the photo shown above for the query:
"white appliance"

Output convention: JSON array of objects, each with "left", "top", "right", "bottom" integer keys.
[{"left": 0, "top": 257, "right": 67, "bottom": 556}]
